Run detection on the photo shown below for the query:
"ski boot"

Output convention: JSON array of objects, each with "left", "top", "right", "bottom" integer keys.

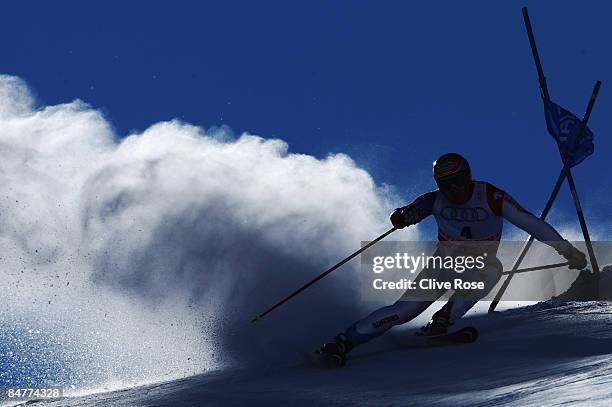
[
  {"left": 317, "top": 333, "right": 353, "bottom": 368},
  {"left": 418, "top": 314, "right": 451, "bottom": 337}
]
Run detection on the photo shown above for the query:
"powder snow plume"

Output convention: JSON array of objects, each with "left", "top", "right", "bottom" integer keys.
[{"left": 0, "top": 75, "right": 413, "bottom": 391}]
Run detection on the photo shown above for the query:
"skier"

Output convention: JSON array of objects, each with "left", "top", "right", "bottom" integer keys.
[{"left": 320, "top": 152, "right": 587, "bottom": 365}]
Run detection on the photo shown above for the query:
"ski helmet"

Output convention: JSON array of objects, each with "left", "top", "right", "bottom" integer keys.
[{"left": 433, "top": 153, "right": 473, "bottom": 204}]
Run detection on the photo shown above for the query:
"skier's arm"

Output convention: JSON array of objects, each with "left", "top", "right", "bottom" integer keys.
[
  {"left": 501, "top": 193, "right": 587, "bottom": 270},
  {"left": 501, "top": 194, "right": 565, "bottom": 248},
  {"left": 390, "top": 191, "right": 435, "bottom": 229}
]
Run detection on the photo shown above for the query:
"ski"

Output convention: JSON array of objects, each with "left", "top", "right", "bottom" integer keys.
[
  {"left": 314, "top": 347, "right": 347, "bottom": 368},
  {"left": 310, "top": 327, "right": 480, "bottom": 369},
  {"left": 422, "top": 326, "right": 479, "bottom": 346}
]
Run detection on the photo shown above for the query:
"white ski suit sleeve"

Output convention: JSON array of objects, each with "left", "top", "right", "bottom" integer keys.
[{"left": 500, "top": 193, "right": 572, "bottom": 253}]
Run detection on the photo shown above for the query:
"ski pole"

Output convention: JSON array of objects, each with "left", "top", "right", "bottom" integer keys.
[
  {"left": 251, "top": 227, "right": 398, "bottom": 323},
  {"left": 501, "top": 261, "right": 569, "bottom": 275}
]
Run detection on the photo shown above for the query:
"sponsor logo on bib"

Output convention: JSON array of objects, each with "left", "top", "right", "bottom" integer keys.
[{"left": 440, "top": 206, "right": 489, "bottom": 222}]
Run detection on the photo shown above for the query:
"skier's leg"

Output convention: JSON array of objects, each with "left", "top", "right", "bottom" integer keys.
[
  {"left": 431, "top": 258, "right": 503, "bottom": 324},
  {"left": 335, "top": 266, "right": 448, "bottom": 351},
  {"left": 342, "top": 299, "right": 434, "bottom": 348}
]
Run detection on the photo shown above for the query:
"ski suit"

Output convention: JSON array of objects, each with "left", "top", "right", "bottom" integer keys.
[{"left": 344, "top": 181, "right": 570, "bottom": 346}]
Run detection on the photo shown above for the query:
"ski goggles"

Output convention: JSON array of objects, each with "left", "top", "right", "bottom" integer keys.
[{"left": 435, "top": 171, "right": 470, "bottom": 190}]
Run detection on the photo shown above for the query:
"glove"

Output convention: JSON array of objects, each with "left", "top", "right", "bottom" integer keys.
[
  {"left": 390, "top": 205, "right": 421, "bottom": 229},
  {"left": 558, "top": 243, "right": 588, "bottom": 270},
  {"left": 390, "top": 208, "right": 407, "bottom": 228}
]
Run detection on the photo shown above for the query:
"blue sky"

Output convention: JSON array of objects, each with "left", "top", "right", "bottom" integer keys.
[{"left": 1, "top": 1, "right": 610, "bottom": 230}]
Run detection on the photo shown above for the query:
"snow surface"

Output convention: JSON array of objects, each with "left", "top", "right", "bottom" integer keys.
[{"left": 18, "top": 301, "right": 612, "bottom": 407}]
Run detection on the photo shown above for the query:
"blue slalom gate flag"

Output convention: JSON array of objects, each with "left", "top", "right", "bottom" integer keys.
[{"left": 543, "top": 99, "right": 594, "bottom": 167}]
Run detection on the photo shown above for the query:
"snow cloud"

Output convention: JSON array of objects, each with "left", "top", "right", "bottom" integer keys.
[{"left": 0, "top": 75, "right": 410, "bottom": 389}]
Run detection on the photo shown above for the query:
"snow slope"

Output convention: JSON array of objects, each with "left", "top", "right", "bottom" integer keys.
[{"left": 22, "top": 301, "right": 612, "bottom": 407}]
